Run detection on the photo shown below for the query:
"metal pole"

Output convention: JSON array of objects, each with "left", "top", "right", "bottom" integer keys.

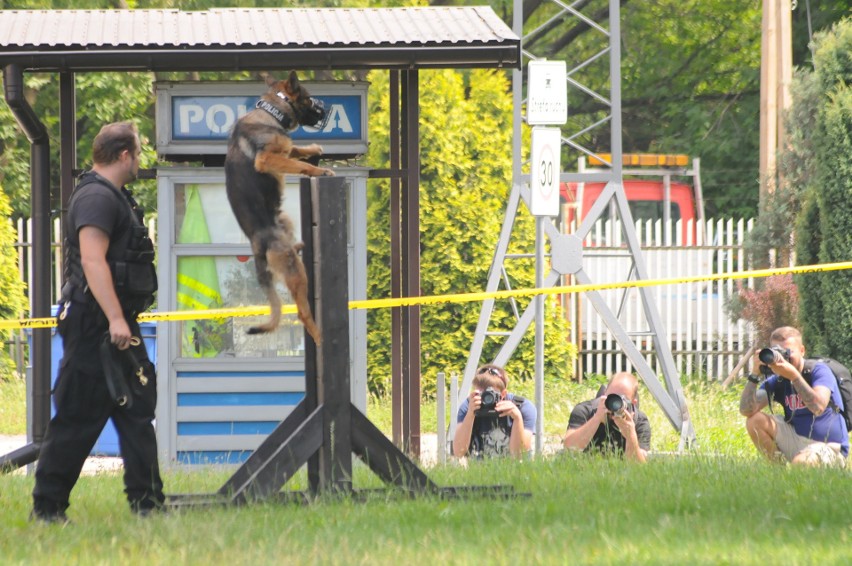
[
  {"left": 449, "top": 372, "right": 459, "bottom": 456},
  {"left": 436, "top": 372, "right": 446, "bottom": 464},
  {"left": 534, "top": 217, "right": 545, "bottom": 455}
]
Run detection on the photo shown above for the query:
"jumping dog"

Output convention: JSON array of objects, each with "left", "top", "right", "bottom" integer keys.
[{"left": 224, "top": 72, "right": 334, "bottom": 343}]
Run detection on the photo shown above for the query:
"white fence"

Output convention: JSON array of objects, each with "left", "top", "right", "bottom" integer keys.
[{"left": 563, "top": 217, "right": 756, "bottom": 380}]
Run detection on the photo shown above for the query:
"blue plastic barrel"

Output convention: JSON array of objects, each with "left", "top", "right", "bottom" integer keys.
[{"left": 32, "top": 306, "right": 157, "bottom": 456}]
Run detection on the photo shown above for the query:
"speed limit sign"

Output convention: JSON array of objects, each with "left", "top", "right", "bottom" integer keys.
[{"left": 530, "top": 126, "right": 561, "bottom": 216}]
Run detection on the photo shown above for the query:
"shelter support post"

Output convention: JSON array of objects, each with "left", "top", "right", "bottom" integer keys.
[{"left": 0, "top": 64, "right": 51, "bottom": 472}]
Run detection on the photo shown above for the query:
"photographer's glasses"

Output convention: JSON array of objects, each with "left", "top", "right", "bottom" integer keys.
[{"left": 477, "top": 366, "right": 506, "bottom": 387}]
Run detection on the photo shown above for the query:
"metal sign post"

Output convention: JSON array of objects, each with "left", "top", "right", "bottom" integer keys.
[{"left": 528, "top": 62, "right": 566, "bottom": 455}]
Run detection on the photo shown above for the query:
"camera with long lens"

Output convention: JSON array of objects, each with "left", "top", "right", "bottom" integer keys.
[
  {"left": 758, "top": 345, "right": 792, "bottom": 376},
  {"left": 604, "top": 393, "right": 631, "bottom": 417},
  {"left": 475, "top": 387, "right": 524, "bottom": 417}
]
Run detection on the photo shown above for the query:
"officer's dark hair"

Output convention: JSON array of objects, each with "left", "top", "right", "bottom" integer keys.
[{"left": 92, "top": 121, "right": 139, "bottom": 166}]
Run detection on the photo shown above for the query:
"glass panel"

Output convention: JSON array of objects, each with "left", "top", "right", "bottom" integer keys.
[
  {"left": 177, "top": 255, "right": 305, "bottom": 358},
  {"left": 627, "top": 200, "right": 682, "bottom": 223},
  {"left": 173, "top": 182, "right": 303, "bottom": 245}
]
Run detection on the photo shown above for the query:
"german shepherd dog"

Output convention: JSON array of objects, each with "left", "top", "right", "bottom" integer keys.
[{"left": 225, "top": 72, "right": 334, "bottom": 343}]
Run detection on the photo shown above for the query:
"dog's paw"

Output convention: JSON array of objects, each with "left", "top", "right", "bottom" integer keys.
[
  {"left": 322, "top": 169, "right": 336, "bottom": 177},
  {"left": 306, "top": 143, "right": 323, "bottom": 156}
]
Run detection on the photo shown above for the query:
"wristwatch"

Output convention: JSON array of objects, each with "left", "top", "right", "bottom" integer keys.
[{"left": 746, "top": 373, "right": 762, "bottom": 384}]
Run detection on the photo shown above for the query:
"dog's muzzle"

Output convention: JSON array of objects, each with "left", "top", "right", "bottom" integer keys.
[{"left": 303, "top": 98, "right": 331, "bottom": 131}]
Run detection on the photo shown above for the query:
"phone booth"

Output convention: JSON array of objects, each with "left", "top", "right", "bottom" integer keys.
[{"left": 153, "top": 81, "right": 369, "bottom": 466}]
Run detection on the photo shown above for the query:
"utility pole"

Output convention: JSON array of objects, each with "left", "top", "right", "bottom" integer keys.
[{"left": 759, "top": 0, "right": 793, "bottom": 202}]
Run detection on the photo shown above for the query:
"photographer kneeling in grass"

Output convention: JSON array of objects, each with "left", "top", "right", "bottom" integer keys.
[
  {"left": 563, "top": 372, "right": 650, "bottom": 463},
  {"left": 740, "top": 326, "right": 848, "bottom": 467},
  {"left": 453, "top": 364, "right": 536, "bottom": 459}
]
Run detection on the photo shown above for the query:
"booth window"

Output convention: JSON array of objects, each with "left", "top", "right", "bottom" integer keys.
[{"left": 173, "top": 182, "right": 306, "bottom": 358}]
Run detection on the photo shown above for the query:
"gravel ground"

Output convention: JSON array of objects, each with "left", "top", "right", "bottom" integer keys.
[{"left": 0, "top": 434, "right": 123, "bottom": 475}]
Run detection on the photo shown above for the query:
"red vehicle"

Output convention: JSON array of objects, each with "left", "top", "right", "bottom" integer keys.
[{"left": 560, "top": 154, "right": 704, "bottom": 244}]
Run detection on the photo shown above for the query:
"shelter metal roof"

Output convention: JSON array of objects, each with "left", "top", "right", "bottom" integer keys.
[{"left": 0, "top": 7, "right": 520, "bottom": 72}]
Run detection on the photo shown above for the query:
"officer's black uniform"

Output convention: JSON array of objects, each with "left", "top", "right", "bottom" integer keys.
[{"left": 32, "top": 171, "right": 163, "bottom": 519}]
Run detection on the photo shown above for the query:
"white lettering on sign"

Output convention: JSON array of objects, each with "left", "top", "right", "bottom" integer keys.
[
  {"left": 205, "top": 104, "right": 240, "bottom": 134},
  {"left": 178, "top": 103, "right": 249, "bottom": 135},
  {"left": 178, "top": 105, "right": 204, "bottom": 134}
]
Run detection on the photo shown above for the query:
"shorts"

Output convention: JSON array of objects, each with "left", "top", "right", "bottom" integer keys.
[{"left": 772, "top": 415, "right": 846, "bottom": 468}]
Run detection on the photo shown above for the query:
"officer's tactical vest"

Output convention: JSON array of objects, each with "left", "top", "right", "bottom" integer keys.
[{"left": 63, "top": 172, "right": 157, "bottom": 316}]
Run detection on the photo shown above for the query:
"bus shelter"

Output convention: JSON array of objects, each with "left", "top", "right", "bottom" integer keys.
[{"left": 0, "top": 7, "right": 519, "bottom": 469}]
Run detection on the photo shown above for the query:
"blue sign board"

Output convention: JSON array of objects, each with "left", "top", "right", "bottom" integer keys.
[
  {"left": 171, "top": 95, "right": 363, "bottom": 142},
  {"left": 155, "top": 81, "right": 368, "bottom": 157}
]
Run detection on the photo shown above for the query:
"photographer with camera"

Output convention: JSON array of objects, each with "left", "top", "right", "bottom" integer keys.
[
  {"left": 563, "top": 372, "right": 650, "bottom": 462},
  {"left": 453, "top": 364, "right": 537, "bottom": 459},
  {"left": 740, "top": 326, "right": 848, "bottom": 467}
]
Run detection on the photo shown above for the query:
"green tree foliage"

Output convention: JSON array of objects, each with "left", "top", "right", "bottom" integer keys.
[
  {"left": 365, "top": 69, "right": 574, "bottom": 397},
  {"left": 0, "top": 71, "right": 158, "bottom": 217},
  {"left": 793, "top": 17, "right": 852, "bottom": 360},
  {"left": 522, "top": 0, "right": 763, "bottom": 218},
  {"left": 747, "top": 67, "right": 822, "bottom": 269},
  {"left": 519, "top": 0, "right": 850, "bottom": 219},
  {"left": 0, "top": 186, "right": 27, "bottom": 380}
]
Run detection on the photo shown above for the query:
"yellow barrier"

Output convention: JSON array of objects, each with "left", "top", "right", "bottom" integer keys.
[{"left": 2, "top": 260, "right": 851, "bottom": 331}]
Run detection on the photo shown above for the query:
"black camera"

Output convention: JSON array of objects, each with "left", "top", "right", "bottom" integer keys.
[
  {"left": 474, "top": 388, "right": 524, "bottom": 417},
  {"left": 758, "top": 345, "right": 791, "bottom": 376},
  {"left": 475, "top": 387, "right": 501, "bottom": 416},
  {"left": 605, "top": 393, "right": 631, "bottom": 417}
]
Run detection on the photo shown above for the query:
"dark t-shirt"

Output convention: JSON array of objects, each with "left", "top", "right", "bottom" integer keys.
[
  {"left": 567, "top": 398, "right": 651, "bottom": 455},
  {"left": 66, "top": 173, "right": 134, "bottom": 263}
]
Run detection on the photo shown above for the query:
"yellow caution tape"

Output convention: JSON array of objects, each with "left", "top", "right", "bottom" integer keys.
[{"left": 3, "top": 260, "right": 851, "bottom": 331}]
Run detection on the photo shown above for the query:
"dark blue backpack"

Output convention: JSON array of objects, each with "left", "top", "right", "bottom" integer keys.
[{"left": 802, "top": 358, "right": 852, "bottom": 433}]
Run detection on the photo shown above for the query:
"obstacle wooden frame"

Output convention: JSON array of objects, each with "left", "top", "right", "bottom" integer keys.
[{"left": 167, "top": 177, "right": 520, "bottom": 506}]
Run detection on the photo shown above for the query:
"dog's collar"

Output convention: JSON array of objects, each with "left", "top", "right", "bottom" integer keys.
[{"left": 256, "top": 98, "right": 294, "bottom": 129}]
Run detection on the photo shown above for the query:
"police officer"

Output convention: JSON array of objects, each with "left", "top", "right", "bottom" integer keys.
[{"left": 32, "top": 122, "right": 164, "bottom": 523}]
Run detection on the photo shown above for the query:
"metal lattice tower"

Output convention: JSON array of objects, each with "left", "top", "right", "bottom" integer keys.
[{"left": 463, "top": 0, "right": 695, "bottom": 449}]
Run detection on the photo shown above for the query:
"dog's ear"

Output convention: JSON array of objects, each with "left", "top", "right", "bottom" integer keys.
[
  {"left": 265, "top": 75, "right": 278, "bottom": 88},
  {"left": 284, "top": 71, "right": 300, "bottom": 97}
]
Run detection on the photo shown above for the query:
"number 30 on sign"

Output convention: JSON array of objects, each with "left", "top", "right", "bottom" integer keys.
[{"left": 530, "top": 126, "right": 561, "bottom": 217}]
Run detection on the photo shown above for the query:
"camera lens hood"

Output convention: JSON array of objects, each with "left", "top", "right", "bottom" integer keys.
[
  {"left": 758, "top": 348, "right": 778, "bottom": 365},
  {"left": 605, "top": 393, "right": 625, "bottom": 413}
]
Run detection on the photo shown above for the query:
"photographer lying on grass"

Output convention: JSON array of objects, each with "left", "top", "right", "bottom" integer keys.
[
  {"left": 740, "top": 326, "right": 848, "bottom": 467},
  {"left": 453, "top": 364, "right": 536, "bottom": 459},
  {"left": 563, "top": 372, "right": 650, "bottom": 462}
]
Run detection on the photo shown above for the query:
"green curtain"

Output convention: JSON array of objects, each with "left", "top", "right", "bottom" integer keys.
[{"left": 177, "top": 185, "right": 224, "bottom": 357}]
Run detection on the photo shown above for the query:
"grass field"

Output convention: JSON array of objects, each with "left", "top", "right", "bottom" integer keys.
[
  {"left": 3, "top": 375, "right": 852, "bottom": 564},
  {"left": 0, "top": 375, "right": 26, "bottom": 434}
]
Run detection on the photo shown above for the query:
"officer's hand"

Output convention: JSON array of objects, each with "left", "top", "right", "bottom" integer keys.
[{"left": 109, "top": 318, "right": 133, "bottom": 350}]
